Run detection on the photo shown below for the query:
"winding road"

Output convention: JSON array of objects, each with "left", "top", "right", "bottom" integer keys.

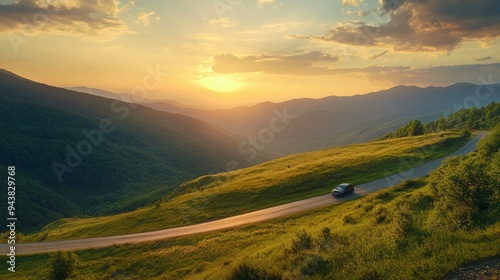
[{"left": 2, "top": 133, "right": 485, "bottom": 255}]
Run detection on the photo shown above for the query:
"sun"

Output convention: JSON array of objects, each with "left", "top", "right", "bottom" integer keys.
[{"left": 198, "top": 75, "right": 242, "bottom": 93}]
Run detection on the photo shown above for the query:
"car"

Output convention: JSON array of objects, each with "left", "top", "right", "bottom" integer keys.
[{"left": 332, "top": 183, "right": 355, "bottom": 197}]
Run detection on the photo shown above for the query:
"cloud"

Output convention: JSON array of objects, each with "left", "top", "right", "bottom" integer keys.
[
  {"left": 211, "top": 51, "right": 340, "bottom": 75},
  {"left": 0, "top": 0, "right": 130, "bottom": 38},
  {"left": 370, "top": 50, "right": 388, "bottom": 59},
  {"left": 262, "top": 21, "right": 303, "bottom": 32},
  {"left": 258, "top": 0, "right": 274, "bottom": 6},
  {"left": 136, "top": 11, "right": 160, "bottom": 27},
  {"left": 119, "top": 0, "right": 135, "bottom": 13},
  {"left": 367, "top": 63, "right": 500, "bottom": 85},
  {"left": 344, "top": 10, "right": 369, "bottom": 17},
  {"left": 474, "top": 56, "right": 493, "bottom": 62},
  {"left": 342, "top": 0, "right": 363, "bottom": 7},
  {"left": 210, "top": 50, "right": 500, "bottom": 86},
  {"left": 209, "top": 17, "right": 234, "bottom": 28},
  {"left": 292, "top": 0, "right": 500, "bottom": 53}
]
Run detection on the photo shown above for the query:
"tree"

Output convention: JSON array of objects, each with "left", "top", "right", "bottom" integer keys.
[
  {"left": 478, "top": 124, "right": 500, "bottom": 158},
  {"left": 429, "top": 126, "right": 500, "bottom": 229},
  {"left": 431, "top": 156, "right": 493, "bottom": 210},
  {"left": 436, "top": 116, "right": 446, "bottom": 131},
  {"left": 50, "top": 251, "right": 77, "bottom": 280},
  {"left": 408, "top": 120, "right": 424, "bottom": 136},
  {"left": 379, "top": 101, "right": 500, "bottom": 140}
]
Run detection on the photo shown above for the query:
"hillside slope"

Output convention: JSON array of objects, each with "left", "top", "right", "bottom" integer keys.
[
  {"left": 23, "top": 132, "right": 469, "bottom": 241},
  {"left": 0, "top": 69, "right": 252, "bottom": 231}
]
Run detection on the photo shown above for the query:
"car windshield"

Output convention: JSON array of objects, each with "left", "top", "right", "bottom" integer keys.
[{"left": 337, "top": 185, "right": 346, "bottom": 190}]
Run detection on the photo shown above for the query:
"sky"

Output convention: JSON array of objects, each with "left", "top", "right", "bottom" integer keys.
[{"left": 0, "top": 0, "right": 499, "bottom": 107}]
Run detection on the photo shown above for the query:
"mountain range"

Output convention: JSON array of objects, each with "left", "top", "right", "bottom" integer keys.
[{"left": 89, "top": 83, "right": 500, "bottom": 156}]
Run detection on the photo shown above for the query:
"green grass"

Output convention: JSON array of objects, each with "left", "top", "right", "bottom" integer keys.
[
  {"left": 2, "top": 179, "right": 499, "bottom": 279},
  {"left": 22, "top": 132, "right": 470, "bottom": 241}
]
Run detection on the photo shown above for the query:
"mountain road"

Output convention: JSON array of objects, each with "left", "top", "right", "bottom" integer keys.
[{"left": 1, "top": 133, "right": 485, "bottom": 255}]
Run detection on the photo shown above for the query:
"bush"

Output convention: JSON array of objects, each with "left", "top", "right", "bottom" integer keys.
[
  {"left": 228, "top": 263, "right": 282, "bottom": 280},
  {"left": 392, "top": 206, "right": 414, "bottom": 239},
  {"left": 290, "top": 230, "right": 313, "bottom": 253},
  {"left": 343, "top": 214, "right": 357, "bottom": 224},
  {"left": 429, "top": 153, "right": 498, "bottom": 229},
  {"left": 321, "top": 227, "right": 331, "bottom": 239},
  {"left": 478, "top": 124, "right": 500, "bottom": 157},
  {"left": 318, "top": 227, "right": 333, "bottom": 250},
  {"left": 373, "top": 206, "right": 388, "bottom": 225},
  {"left": 50, "top": 251, "right": 77, "bottom": 280},
  {"left": 301, "top": 255, "right": 331, "bottom": 276},
  {"left": 429, "top": 125, "right": 500, "bottom": 229}
]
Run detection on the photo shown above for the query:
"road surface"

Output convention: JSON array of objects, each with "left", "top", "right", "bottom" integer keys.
[{"left": 1, "top": 134, "right": 485, "bottom": 255}]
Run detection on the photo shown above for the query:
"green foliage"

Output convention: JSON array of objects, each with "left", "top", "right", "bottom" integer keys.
[
  {"left": 318, "top": 227, "right": 333, "bottom": 250},
  {"left": 381, "top": 101, "right": 500, "bottom": 139},
  {"left": 428, "top": 101, "right": 500, "bottom": 132},
  {"left": 50, "top": 251, "right": 77, "bottom": 280},
  {"left": 381, "top": 120, "right": 424, "bottom": 138},
  {"left": 228, "top": 263, "right": 282, "bottom": 280},
  {"left": 343, "top": 214, "right": 357, "bottom": 224},
  {"left": 300, "top": 255, "right": 331, "bottom": 276},
  {"left": 373, "top": 206, "right": 388, "bottom": 225},
  {"left": 429, "top": 127, "right": 500, "bottom": 230},
  {"left": 289, "top": 230, "right": 313, "bottom": 253},
  {"left": 392, "top": 204, "right": 414, "bottom": 239},
  {"left": 477, "top": 123, "right": 500, "bottom": 157}
]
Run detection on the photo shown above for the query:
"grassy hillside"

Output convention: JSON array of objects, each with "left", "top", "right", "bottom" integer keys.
[
  {"left": 23, "top": 132, "right": 470, "bottom": 241},
  {"left": 0, "top": 69, "right": 250, "bottom": 232},
  {"left": 2, "top": 178, "right": 499, "bottom": 280}
]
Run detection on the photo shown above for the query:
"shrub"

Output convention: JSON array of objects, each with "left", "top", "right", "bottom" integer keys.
[
  {"left": 318, "top": 227, "right": 333, "bottom": 250},
  {"left": 50, "top": 251, "right": 77, "bottom": 280},
  {"left": 392, "top": 206, "right": 414, "bottom": 239},
  {"left": 429, "top": 153, "right": 498, "bottom": 229},
  {"left": 373, "top": 206, "right": 388, "bottom": 225},
  {"left": 228, "top": 263, "right": 282, "bottom": 280},
  {"left": 343, "top": 214, "right": 357, "bottom": 224},
  {"left": 320, "top": 227, "right": 332, "bottom": 242},
  {"left": 301, "top": 255, "right": 331, "bottom": 276},
  {"left": 290, "top": 230, "right": 313, "bottom": 253}
]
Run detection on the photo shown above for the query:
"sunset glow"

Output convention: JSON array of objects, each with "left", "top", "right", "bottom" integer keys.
[
  {"left": 0, "top": 0, "right": 499, "bottom": 107},
  {"left": 198, "top": 75, "right": 243, "bottom": 93}
]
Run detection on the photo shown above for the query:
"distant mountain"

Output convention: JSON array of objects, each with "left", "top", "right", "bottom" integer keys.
[
  {"left": 66, "top": 86, "right": 226, "bottom": 110},
  {"left": 143, "top": 83, "right": 500, "bottom": 155},
  {"left": 65, "top": 86, "right": 131, "bottom": 101},
  {"left": 66, "top": 86, "right": 190, "bottom": 108},
  {"left": 0, "top": 69, "right": 255, "bottom": 231}
]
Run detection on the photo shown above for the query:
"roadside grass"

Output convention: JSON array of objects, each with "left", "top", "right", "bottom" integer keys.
[
  {"left": 2, "top": 179, "right": 499, "bottom": 279},
  {"left": 24, "top": 132, "right": 469, "bottom": 241}
]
